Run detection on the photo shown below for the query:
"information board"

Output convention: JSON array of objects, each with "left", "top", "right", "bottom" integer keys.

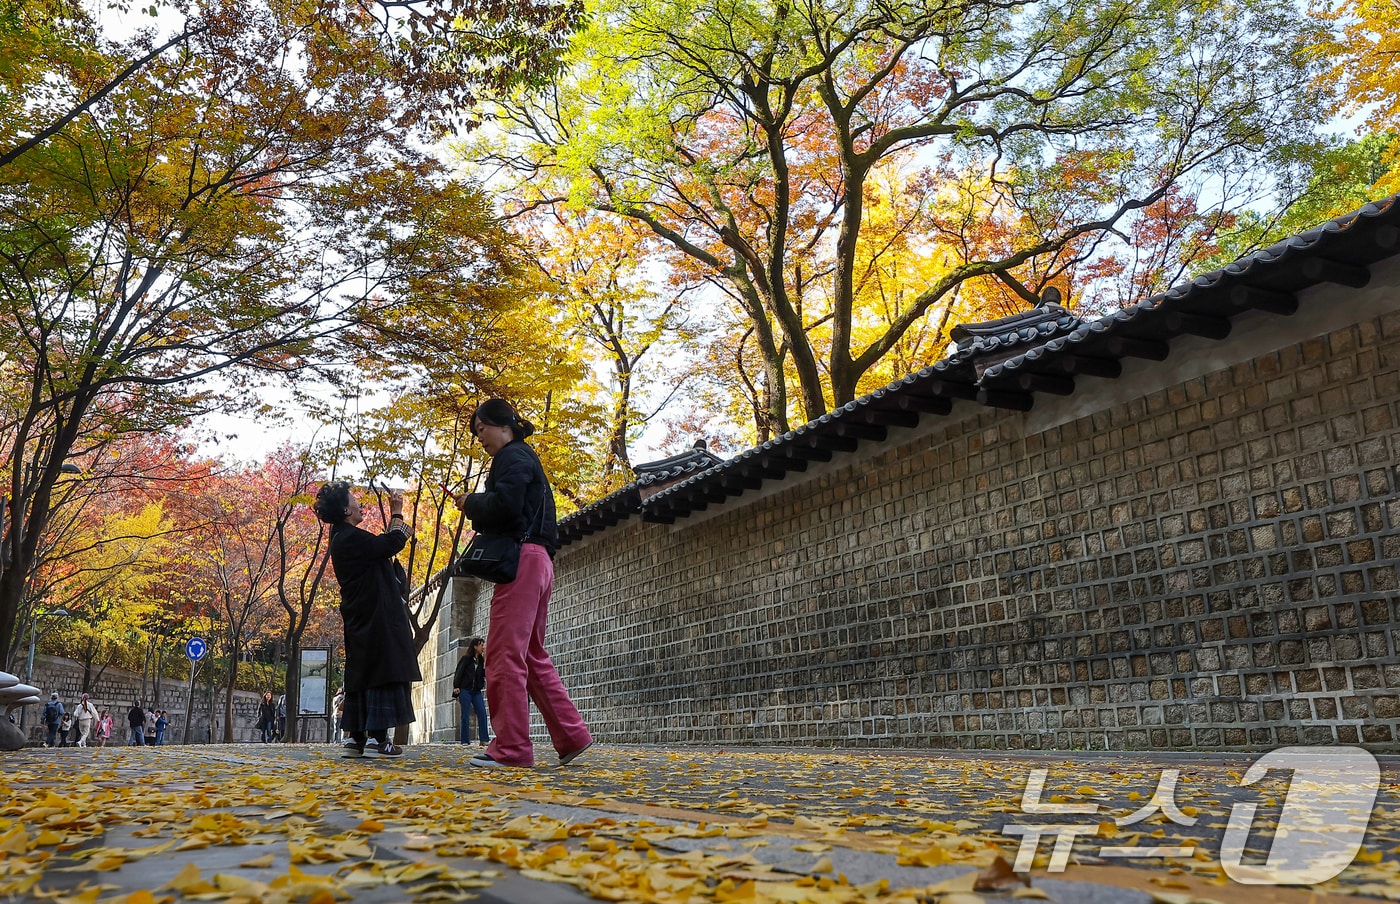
[{"left": 298, "top": 648, "right": 330, "bottom": 715}]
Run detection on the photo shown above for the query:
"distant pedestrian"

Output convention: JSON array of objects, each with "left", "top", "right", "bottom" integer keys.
[
  {"left": 143, "top": 708, "right": 157, "bottom": 745},
  {"left": 275, "top": 695, "right": 287, "bottom": 742},
  {"left": 451, "top": 638, "right": 490, "bottom": 746},
  {"left": 332, "top": 686, "right": 346, "bottom": 742},
  {"left": 75, "top": 694, "right": 98, "bottom": 747},
  {"left": 43, "top": 692, "right": 64, "bottom": 748},
  {"left": 155, "top": 711, "right": 169, "bottom": 745},
  {"left": 457, "top": 399, "right": 592, "bottom": 769},
  {"left": 97, "top": 710, "right": 113, "bottom": 747},
  {"left": 58, "top": 711, "right": 73, "bottom": 746},
  {"left": 314, "top": 481, "right": 419, "bottom": 759},
  {"left": 127, "top": 702, "right": 145, "bottom": 746},
  {"left": 257, "top": 692, "right": 276, "bottom": 743}
]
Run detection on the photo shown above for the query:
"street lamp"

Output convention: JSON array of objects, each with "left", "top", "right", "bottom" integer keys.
[{"left": 19, "top": 608, "right": 71, "bottom": 731}]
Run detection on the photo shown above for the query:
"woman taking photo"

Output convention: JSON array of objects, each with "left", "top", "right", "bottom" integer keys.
[
  {"left": 313, "top": 481, "right": 419, "bottom": 758},
  {"left": 457, "top": 398, "right": 592, "bottom": 769}
]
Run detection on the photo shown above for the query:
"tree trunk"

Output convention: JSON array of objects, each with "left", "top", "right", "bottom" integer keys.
[
  {"left": 153, "top": 642, "right": 165, "bottom": 708},
  {"left": 760, "top": 341, "right": 788, "bottom": 437},
  {"left": 205, "top": 665, "right": 217, "bottom": 744},
  {"left": 284, "top": 641, "right": 301, "bottom": 743},
  {"left": 141, "top": 643, "right": 154, "bottom": 704},
  {"left": 606, "top": 367, "right": 633, "bottom": 477},
  {"left": 223, "top": 658, "right": 237, "bottom": 743},
  {"left": 0, "top": 568, "right": 25, "bottom": 676},
  {"left": 82, "top": 635, "right": 95, "bottom": 691}
]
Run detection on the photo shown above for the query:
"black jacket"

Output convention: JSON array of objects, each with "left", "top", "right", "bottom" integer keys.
[
  {"left": 257, "top": 699, "right": 276, "bottom": 729},
  {"left": 463, "top": 440, "right": 558, "bottom": 554},
  {"left": 329, "top": 521, "right": 423, "bottom": 692},
  {"left": 453, "top": 653, "right": 486, "bottom": 693},
  {"left": 127, "top": 705, "right": 144, "bottom": 729}
]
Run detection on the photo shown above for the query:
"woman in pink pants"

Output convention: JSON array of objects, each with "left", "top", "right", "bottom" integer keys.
[{"left": 458, "top": 399, "right": 593, "bottom": 769}]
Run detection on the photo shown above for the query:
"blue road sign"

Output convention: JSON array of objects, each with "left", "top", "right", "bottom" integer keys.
[{"left": 186, "top": 637, "right": 208, "bottom": 661}]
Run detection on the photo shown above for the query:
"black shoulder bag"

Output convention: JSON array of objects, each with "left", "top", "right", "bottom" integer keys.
[{"left": 454, "top": 497, "right": 544, "bottom": 584}]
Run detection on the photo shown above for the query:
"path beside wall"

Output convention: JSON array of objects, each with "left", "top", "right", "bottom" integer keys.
[
  {"left": 423, "top": 264, "right": 1400, "bottom": 753},
  {"left": 18, "top": 654, "right": 274, "bottom": 746}
]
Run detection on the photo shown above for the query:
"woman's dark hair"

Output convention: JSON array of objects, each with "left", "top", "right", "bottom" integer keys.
[
  {"left": 468, "top": 636, "right": 485, "bottom": 653},
  {"left": 313, "top": 480, "right": 352, "bottom": 524},
  {"left": 471, "top": 398, "right": 535, "bottom": 441}
]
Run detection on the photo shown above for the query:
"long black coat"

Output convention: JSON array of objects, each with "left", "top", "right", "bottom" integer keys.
[{"left": 329, "top": 521, "right": 422, "bottom": 692}]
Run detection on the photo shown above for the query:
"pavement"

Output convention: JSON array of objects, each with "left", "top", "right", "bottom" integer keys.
[{"left": 1, "top": 742, "right": 1397, "bottom": 903}]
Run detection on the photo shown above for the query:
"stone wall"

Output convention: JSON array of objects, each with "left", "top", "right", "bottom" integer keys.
[
  {"left": 430, "top": 265, "right": 1400, "bottom": 752},
  {"left": 415, "top": 577, "right": 486, "bottom": 745},
  {"left": 15, "top": 654, "right": 271, "bottom": 746}
]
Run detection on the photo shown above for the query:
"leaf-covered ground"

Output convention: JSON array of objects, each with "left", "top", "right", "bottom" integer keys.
[{"left": 0, "top": 744, "right": 1395, "bottom": 904}]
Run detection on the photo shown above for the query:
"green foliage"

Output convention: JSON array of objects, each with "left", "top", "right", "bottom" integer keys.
[
  {"left": 1196, "top": 133, "right": 1399, "bottom": 273},
  {"left": 475, "top": 0, "right": 1338, "bottom": 432}
]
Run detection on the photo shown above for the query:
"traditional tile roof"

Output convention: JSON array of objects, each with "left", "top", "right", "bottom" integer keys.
[
  {"left": 558, "top": 193, "right": 1400, "bottom": 541},
  {"left": 634, "top": 446, "right": 725, "bottom": 488},
  {"left": 946, "top": 293, "right": 1083, "bottom": 378},
  {"left": 556, "top": 444, "right": 724, "bottom": 543}
]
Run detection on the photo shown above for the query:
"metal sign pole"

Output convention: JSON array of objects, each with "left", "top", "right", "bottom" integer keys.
[{"left": 182, "top": 637, "right": 207, "bottom": 745}]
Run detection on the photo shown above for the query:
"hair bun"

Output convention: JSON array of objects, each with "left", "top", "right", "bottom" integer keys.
[{"left": 473, "top": 398, "right": 536, "bottom": 440}]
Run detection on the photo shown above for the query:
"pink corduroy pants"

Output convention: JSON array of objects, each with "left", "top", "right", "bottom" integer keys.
[{"left": 484, "top": 543, "right": 592, "bottom": 766}]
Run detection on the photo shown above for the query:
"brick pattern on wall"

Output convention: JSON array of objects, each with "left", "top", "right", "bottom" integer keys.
[{"left": 445, "top": 312, "right": 1400, "bottom": 751}]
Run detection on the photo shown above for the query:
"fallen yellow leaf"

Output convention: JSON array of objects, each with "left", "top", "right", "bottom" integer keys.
[{"left": 238, "top": 853, "right": 276, "bottom": 869}]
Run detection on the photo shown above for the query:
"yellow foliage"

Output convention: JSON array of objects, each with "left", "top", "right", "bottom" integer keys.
[{"left": 1323, "top": 0, "right": 1400, "bottom": 193}]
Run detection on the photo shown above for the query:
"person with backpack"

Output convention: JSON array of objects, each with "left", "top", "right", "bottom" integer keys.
[{"left": 43, "top": 692, "right": 65, "bottom": 748}]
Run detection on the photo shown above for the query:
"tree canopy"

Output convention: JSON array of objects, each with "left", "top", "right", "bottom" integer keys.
[
  {"left": 473, "top": 0, "right": 1337, "bottom": 437},
  {"left": 0, "top": 0, "right": 581, "bottom": 661},
  {"left": 1323, "top": 0, "right": 1400, "bottom": 195},
  {"left": 7, "top": 0, "right": 1399, "bottom": 682}
]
